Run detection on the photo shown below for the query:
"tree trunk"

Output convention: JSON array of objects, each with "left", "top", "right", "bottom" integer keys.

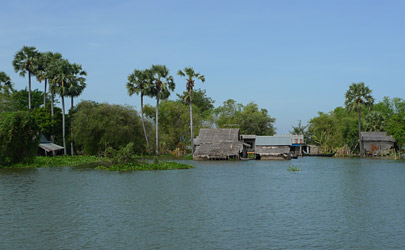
[
  {"left": 44, "top": 79, "right": 47, "bottom": 107},
  {"left": 190, "top": 90, "right": 194, "bottom": 154},
  {"left": 156, "top": 94, "right": 159, "bottom": 155},
  {"left": 62, "top": 96, "right": 66, "bottom": 155},
  {"left": 28, "top": 71, "right": 32, "bottom": 110},
  {"left": 70, "top": 96, "right": 74, "bottom": 156},
  {"left": 141, "top": 94, "right": 150, "bottom": 154},
  {"left": 358, "top": 107, "right": 364, "bottom": 157},
  {"left": 51, "top": 91, "right": 55, "bottom": 143}
]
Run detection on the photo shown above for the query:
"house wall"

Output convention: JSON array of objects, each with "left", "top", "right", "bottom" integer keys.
[
  {"left": 256, "top": 145, "right": 290, "bottom": 154},
  {"left": 363, "top": 141, "right": 394, "bottom": 155}
]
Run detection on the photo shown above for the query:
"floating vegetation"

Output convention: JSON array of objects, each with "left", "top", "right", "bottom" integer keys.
[
  {"left": 287, "top": 165, "right": 301, "bottom": 172},
  {"left": 96, "top": 161, "right": 193, "bottom": 171}
]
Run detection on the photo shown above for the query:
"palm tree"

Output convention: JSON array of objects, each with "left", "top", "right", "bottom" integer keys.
[
  {"left": 150, "top": 65, "right": 175, "bottom": 155},
  {"left": 345, "top": 82, "right": 374, "bottom": 157},
  {"left": 34, "top": 52, "right": 62, "bottom": 107},
  {"left": 12, "top": 46, "right": 40, "bottom": 110},
  {"left": 66, "top": 63, "right": 86, "bottom": 155},
  {"left": 0, "top": 71, "right": 13, "bottom": 94},
  {"left": 177, "top": 67, "right": 205, "bottom": 154},
  {"left": 127, "top": 69, "right": 152, "bottom": 154},
  {"left": 49, "top": 58, "right": 72, "bottom": 155}
]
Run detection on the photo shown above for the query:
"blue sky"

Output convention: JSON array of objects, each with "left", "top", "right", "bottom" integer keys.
[{"left": 1, "top": 0, "right": 405, "bottom": 133}]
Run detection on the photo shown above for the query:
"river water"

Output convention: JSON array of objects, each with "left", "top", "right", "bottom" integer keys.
[{"left": 1, "top": 157, "right": 405, "bottom": 249}]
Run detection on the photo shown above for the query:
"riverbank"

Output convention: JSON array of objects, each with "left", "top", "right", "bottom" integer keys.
[{"left": 1, "top": 155, "right": 193, "bottom": 171}]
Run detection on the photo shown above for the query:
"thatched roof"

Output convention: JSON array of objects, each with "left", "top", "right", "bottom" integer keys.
[
  {"left": 195, "top": 128, "right": 240, "bottom": 145},
  {"left": 361, "top": 132, "right": 395, "bottom": 142},
  {"left": 194, "top": 128, "right": 243, "bottom": 157}
]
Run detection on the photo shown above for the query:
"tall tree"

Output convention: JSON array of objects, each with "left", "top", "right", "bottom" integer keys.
[
  {"left": 345, "top": 82, "right": 374, "bottom": 157},
  {"left": 49, "top": 58, "right": 72, "bottom": 155},
  {"left": 127, "top": 69, "right": 152, "bottom": 154},
  {"left": 0, "top": 71, "right": 13, "bottom": 94},
  {"left": 34, "top": 52, "right": 62, "bottom": 107},
  {"left": 66, "top": 63, "right": 86, "bottom": 155},
  {"left": 177, "top": 67, "right": 205, "bottom": 154},
  {"left": 12, "top": 46, "right": 40, "bottom": 110},
  {"left": 150, "top": 65, "right": 175, "bottom": 155}
]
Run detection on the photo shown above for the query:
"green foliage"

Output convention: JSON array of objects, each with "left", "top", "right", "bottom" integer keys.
[
  {"left": 177, "top": 88, "right": 215, "bottom": 115},
  {"left": 0, "top": 112, "right": 40, "bottom": 166},
  {"left": 159, "top": 100, "right": 202, "bottom": 150},
  {"left": 1, "top": 89, "right": 52, "bottom": 112},
  {"left": 287, "top": 165, "right": 300, "bottom": 171},
  {"left": 73, "top": 101, "right": 146, "bottom": 155},
  {"left": 98, "top": 161, "right": 193, "bottom": 171},
  {"left": 290, "top": 120, "right": 309, "bottom": 142},
  {"left": 8, "top": 155, "right": 103, "bottom": 168},
  {"left": 386, "top": 113, "right": 405, "bottom": 148},
  {"left": 213, "top": 99, "right": 275, "bottom": 135},
  {"left": 105, "top": 142, "right": 137, "bottom": 165}
]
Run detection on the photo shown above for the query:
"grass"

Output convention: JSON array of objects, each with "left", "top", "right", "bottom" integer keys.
[
  {"left": 287, "top": 165, "right": 301, "bottom": 172},
  {"left": 4, "top": 155, "right": 105, "bottom": 168},
  {"left": 96, "top": 161, "right": 193, "bottom": 171}
]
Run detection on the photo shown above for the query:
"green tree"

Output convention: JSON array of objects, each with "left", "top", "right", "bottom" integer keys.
[
  {"left": 149, "top": 65, "right": 175, "bottom": 155},
  {"left": 127, "top": 69, "right": 152, "bottom": 154},
  {"left": 12, "top": 46, "right": 40, "bottom": 110},
  {"left": 386, "top": 113, "right": 405, "bottom": 151},
  {"left": 177, "top": 88, "right": 214, "bottom": 115},
  {"left": 177, "top": 67, "right": 205, "bottom": 154},
  {"left": 34, "top": 52, "right": 62, "bottom": 107},
  {"left": 345, "top": 82, "right": 374, "bottom": 156},
  {"left": 73, "top": 101, "right": 145, "bottom": 155},
  {"left": 48, "top": 58, "right": 73, "bottom": 154},
  {"left": 290, "top": 120, "right": 309, "bottom": 142},
  {"left": 66, "top": 63, "right": 86, "bottom": 155},
  {"left": 158, "top": 100, "right": 202, "bottom": 151},
  {"left": 238, "top": 102, "right": 275, "bottom": 135},
  {"left": 0, "top": 111, "right": 39, "bottom": 165},
  {"left": 0, "top": 72, "right": 13, "bottom": 94}
]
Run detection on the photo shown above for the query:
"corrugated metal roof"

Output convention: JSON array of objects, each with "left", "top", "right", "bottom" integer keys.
[
  {"left": 39, "top": 143, "right": 64, "bottom": 152},
  {"left": 256, "top": 136, "right": 291, "bottom": 146}
]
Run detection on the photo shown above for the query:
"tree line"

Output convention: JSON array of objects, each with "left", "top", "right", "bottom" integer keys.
[
  {"left": 294, "top": 82, "right": 405, "bottom": 156},
  {"left": 1, "top": 46, "right": 276, "bottom": 164}
]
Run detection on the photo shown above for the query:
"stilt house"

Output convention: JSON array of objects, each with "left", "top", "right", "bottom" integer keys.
[{"left": 193, "top": 128, "right": 246, "bottom": 160}]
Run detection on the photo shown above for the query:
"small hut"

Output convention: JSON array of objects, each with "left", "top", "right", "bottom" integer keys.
[
  {"left": 361, "top": 132, "right": 395, "bottom": 156},
  {"left": 39, "top": 134, "right": 64, "bottom": 156},
  {"left": 255, "top": 136, "right": 291, "bottom": 160},
  {"left": 193, "top": 128, "right": 246, "bottom": 160}
]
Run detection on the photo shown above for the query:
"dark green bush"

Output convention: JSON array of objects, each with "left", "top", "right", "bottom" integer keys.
[{"left": 0, "top": 111, "right": 40, "bottom": 165}]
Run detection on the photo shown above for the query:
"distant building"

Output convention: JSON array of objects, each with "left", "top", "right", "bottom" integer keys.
[
  {"left": 254, "top": 135, "right": 292, "bottom": 160},
  {"left": 361, "top": 132, "right": 395, "bottom": 156},
  {"left": 193, "top": 128, "right": 247, "bottom": 160}
]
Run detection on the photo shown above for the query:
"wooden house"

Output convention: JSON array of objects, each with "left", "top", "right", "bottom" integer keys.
[
  {"left": 361, "top": 132, "right": 395, "bottom": 156},
  {"left": 193, "top": 128, "right": 247, "bottom": 160},
  {"left": 255, "top": 136, "right": 292, "bottom": 160}
]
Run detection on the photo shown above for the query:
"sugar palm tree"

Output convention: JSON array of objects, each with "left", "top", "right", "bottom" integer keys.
[
  {"left": 0, "top": 71, "right": 13, "bottom": 94},
  {"left": 345, "top": 82, "right": 374, "bottom": 156},
  {"left": 66, "top": 63, "right": 86, "bottom": 155},
  {"left": 34, "top": 52, "right": 62, "bottom": 107},
  {"left": 12, "top": 46, "right": 40, "bottom": 110},
  {"left": 49, "top": 58, "right": 72, "bottom": 155},
  {"left": 127, "top": 69, "right": 152, "bottom": 154},
  {"left": 177, "top": 67, "right": 205, "bottom": 154},
  {"left": 150, "top": 65, "right": 175, "bottom": 155}
]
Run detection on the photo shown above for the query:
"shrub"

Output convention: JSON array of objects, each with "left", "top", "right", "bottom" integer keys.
[{"left": 0, "top": 112, "right": 40, "bottom": 165}]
